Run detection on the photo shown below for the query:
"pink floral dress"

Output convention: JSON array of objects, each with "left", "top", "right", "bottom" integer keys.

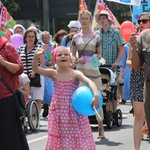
[{"left": 45, "top": 71, "right": 96, "bottom": 150}]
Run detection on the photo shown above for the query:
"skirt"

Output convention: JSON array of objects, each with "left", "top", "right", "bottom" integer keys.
[{"left": 0, "top": 96, "right": 29, "bottom": 150}]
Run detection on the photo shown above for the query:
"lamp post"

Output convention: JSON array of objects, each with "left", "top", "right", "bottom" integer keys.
[{"left": 43, "top": 0, "right": 50, "bottom": 31}]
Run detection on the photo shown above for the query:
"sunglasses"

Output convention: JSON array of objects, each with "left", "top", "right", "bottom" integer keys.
[{"left": 138, "top": 19, "right": 150, "bottom": 24}]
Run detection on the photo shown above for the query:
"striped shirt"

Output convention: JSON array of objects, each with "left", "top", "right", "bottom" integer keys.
[
  {"left": 18, "top": 43, "right": 40, "bottom": 75},
  {"left": 96, "top": 27, "right": 124, "bottom": 65},
  {"left": 72, "top": 33, "right": 101, "bottom": 78}
]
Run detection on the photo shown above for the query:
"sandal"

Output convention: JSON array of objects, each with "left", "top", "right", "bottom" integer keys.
[{"left": 97, "top": 128, "right": 105, "bottom": 139}]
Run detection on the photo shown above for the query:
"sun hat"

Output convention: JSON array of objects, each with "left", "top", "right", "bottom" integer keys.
[
  {"left": 13, "top": 24, "right": 26, "bottom": 34},
  {"left": 67, "top": 21, "right": 81, "bottom": 29},
  {"left": 95, "top": 10, "right": 114, "bottom": 25}
]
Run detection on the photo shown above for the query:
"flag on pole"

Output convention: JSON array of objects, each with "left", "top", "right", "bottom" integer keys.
[
  {"left": 92, "top": 0, "right": 120, "bottom": 29},
  {"left": 79, "top": 0, "right": 87, "bottom": 11},
  {"left": 106, "top": 0, "right": 141, "bottom": 7},
  {"left": 78, "top": 0, "right": 87, "bottom": 19},
  {"left": 0, "top": 1, "right": 16, "bottom": 31}
]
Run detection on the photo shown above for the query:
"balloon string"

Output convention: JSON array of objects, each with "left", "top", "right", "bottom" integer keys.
[{"left": 93, "top": 106, "right": 102, "bottom": 120}]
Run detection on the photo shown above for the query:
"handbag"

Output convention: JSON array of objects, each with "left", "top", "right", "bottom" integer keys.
[
  {"left": 0, "top": 75, "right": 25, "bottom": 116},
  {"left": 25, "top": 46, "right": 41, "bottom": 87},
  {"left": 29, "top": 73, "right": 41, "bottom": 87}
]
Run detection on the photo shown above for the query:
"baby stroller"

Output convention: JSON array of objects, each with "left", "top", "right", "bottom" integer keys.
[
  {"left": 21, "top": 98, "right": 40, "bottom": 134},
  {"left": 100, "top": 66, "right": 122, "bottom": 129}
]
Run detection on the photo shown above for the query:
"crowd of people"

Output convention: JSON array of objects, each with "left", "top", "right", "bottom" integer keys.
[{"left": 0, "top": 8, "right": 150, "bottom": 150}]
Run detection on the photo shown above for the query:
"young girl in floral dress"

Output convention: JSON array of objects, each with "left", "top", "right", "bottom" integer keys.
[{"left": 32, "top": 45, "right": 100, "bottom": 150}]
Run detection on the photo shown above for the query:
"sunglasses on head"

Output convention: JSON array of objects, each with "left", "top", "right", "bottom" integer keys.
[{"left": 138, "top": 19, "right": 150, "bottom": 24}]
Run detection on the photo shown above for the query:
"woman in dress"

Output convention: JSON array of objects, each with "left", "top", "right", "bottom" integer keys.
[{"left": 72, "top": 10, "right": 105, "bottom": 139}]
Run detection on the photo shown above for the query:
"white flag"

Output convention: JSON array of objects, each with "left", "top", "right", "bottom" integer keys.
[{"left": 106, "top": 0, "right": 141, "bottom": 6}]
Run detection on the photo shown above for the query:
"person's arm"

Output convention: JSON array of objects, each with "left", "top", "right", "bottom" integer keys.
[
  {"left": 71, "top": 44, "right": 78, "bottom": 69},
  {"left": 74, "top": 70, "right": 100, "bottom": 109},
  {"left": 32, "top": 45, "right": 55, "bottom": 79},
  {"left": 130, "top": 34, "right": 142, "bottom": 70},
  {"left": 0, "top": 43, "right": 23, "bottom": 74},
  {"left": 112, "top": 44, "right": 124, "bottom": 68},
  {"left": 131, "top": 48, "right": 142, "bottom": 70},
  {"left": 126, "top": 45, "right": 132, "bottom": 68},
  {"left": 20, "top": 82, "right": 30, "bottom": 97},
  {"left": 96, "top": 35, "right": 101, "bottom": 60}
]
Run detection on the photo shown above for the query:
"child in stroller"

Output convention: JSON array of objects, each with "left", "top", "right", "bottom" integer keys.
[{"left": 100, "top": 67, "right": 122, "bottom": 129}]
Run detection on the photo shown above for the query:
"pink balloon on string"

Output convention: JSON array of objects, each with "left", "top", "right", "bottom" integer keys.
[{"left": 11, "top": 34, "right": 23, "bottom": 49}]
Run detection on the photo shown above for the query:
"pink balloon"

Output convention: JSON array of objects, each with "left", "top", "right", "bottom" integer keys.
[{"left": 11, "top": 34, "right": 23, "bottom": 49}]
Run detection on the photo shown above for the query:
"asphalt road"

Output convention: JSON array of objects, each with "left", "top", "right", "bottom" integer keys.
[{"left": 27, "top": 100, "right": 150, "bottom": 150}]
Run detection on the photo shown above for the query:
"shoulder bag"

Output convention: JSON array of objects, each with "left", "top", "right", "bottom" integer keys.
[
  {"left": 0, "top": 75, "right": 25, "bottom": 116},
  {"left": 25, "top": 46, "right": 41, "bottom": 87}
]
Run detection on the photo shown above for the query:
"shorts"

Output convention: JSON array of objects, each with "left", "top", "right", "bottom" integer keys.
[{"left": 31, "top": 75, "right": 44, "bottom": 100}]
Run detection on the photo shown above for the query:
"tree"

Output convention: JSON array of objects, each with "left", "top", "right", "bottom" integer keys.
[{"left": 1, "top": 0, "right": 19, "bottom": 14}]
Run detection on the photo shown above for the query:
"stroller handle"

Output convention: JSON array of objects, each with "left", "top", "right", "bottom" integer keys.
[{"left": 100, "top": 65, "right": 120, "bottom": 69}]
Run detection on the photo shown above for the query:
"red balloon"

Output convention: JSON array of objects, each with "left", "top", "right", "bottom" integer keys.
[{"left": 120, "top": 21, "right": 135, "bottom": 43}]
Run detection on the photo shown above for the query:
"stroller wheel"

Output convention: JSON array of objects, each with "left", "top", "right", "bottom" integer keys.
[
  {"left": 27, "top": 100, "right": 40, "bottom": 132},
  {"left": 115, "top": 109, "right": 122, "bottom": 127},
  {"left": 106, "top": 110, "right": 113, "bottom": 129}
]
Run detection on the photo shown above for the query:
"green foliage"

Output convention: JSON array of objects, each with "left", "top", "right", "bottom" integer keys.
[
  {"left": 88, "top": 0, "right": 131, "bottom": 24},
  {"left": 105, "top": 0, "right": 131, "bottom": 24},
  {"left": 5, "top": 19, "right": 16, "bottom": 30},
  {"left": 1, "top": 0, "right": 19, "bottom": 14}
]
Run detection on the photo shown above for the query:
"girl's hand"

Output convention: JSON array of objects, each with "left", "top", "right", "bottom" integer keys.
[
  {"left": 77, "top": 58, "right": 86, "bottom": 64},
  {"left": 34, "top": 44, "right": 48, "bottom": 58},
  {"left": 92, "top": 95, "right": 99, "bottom": 109}
]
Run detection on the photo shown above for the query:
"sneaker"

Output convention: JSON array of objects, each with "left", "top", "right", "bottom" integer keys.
[{"left": 42, "top": 104, "right": 49, "bottom": 118}]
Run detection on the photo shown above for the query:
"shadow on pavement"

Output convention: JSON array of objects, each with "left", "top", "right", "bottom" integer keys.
[{"left": 95, "top": 138, "right": 123, "bottom": 147}]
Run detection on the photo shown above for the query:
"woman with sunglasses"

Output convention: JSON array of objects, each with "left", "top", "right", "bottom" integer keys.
[{"left": 127, "top": 12, "right": 150, "bottom": 150}]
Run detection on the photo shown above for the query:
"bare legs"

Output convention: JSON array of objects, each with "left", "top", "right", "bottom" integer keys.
[{"left": 133, "top": 101, "right": 145, "bottom": 150}]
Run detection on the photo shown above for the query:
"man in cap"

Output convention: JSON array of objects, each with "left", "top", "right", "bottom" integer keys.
[
  {"left": 61, "top": 20, "right": 81, "bottom": 47},
  {"left": 95, "top": 10, "right": 124, "bottom": 113}
]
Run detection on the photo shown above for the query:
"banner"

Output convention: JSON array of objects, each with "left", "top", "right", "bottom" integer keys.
[
  {"left": 0, "top": 1, "right": 16, "bottom": 31},
  {"left": 106, "top": 0, "right": 141, "bottom": 6},
  {"left": 92, "top": 0, "right": 120, "bottom": 29},
  {"left": 132, "top": 0, "right": 149, "bottom": 23}
]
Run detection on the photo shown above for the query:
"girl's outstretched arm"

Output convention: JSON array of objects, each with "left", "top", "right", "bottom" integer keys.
[
  {"left": 32, "top": 45, "right": 55, "bottom": 79},
  {"left": 74, "top": 70, "right": 99, "bottom": 109}
]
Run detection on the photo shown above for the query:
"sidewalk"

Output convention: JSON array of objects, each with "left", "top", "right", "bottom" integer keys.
[{"left": 93, "top": 100, "right": 150, "bottom": 150}]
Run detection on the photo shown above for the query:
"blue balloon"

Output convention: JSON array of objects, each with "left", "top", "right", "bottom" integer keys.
[
  {"left": 120, "top": 0, "right": 130, "bottom": 2},
  {"left": 72, "top": 86, "right": 103, "bottom": 116}
]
